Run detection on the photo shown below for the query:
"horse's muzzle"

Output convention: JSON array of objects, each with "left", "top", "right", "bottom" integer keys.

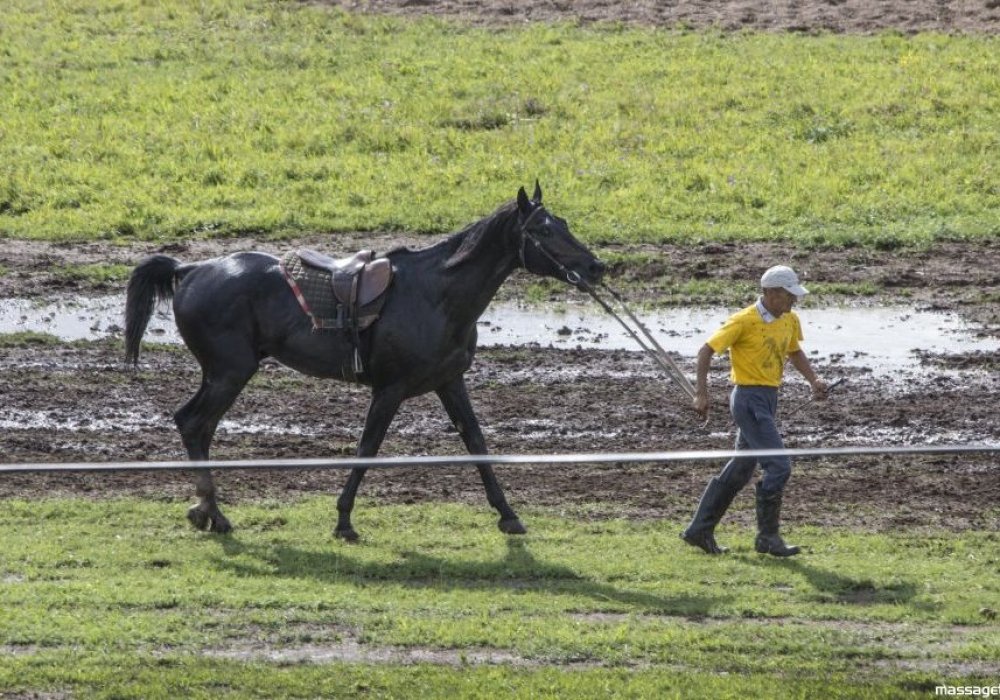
[{"left": 582, "top": 259, "right": 606, "bottom": 285}]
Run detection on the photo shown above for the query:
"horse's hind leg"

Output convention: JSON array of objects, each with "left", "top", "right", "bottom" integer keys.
[
  {"left": 174, "top": 360, "right": 257, "bottom": 534},
  {"left": 436, "top": 378, "right": 525, "bottom": 535},
  {"left": 335, "top": 386, "right": 403, "bottom": 542}
]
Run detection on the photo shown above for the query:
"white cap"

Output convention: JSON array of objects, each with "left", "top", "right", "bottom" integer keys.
[{"left": 761, "top": 265, "right": 808, "bottom": 298}]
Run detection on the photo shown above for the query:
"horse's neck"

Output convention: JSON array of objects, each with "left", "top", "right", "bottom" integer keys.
[{"left": 441, "top": 224, "right": 519, "bottom": 322}]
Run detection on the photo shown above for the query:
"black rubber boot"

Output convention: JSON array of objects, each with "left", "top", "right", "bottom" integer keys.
[
  {"left": 681, "top": 477, "right": 741, "bottom": 554},
  {"left": 754, "top": 484, "right": 800, "bottom": 557}
]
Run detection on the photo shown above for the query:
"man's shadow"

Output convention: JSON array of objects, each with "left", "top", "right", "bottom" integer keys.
[
  {"left": 213, "top": 535, "right": 728, "bottom": 616},
  {"left": 744, "top": 556, "right": 932, "bottom": 610}
]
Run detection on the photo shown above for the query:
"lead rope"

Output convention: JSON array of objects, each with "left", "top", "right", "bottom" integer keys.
[
  {"left": 519, "top": 222, "right": 698, "bottom": 405},
  {"left": 584, "top": 282, "right": 698, "bottom": 402}
]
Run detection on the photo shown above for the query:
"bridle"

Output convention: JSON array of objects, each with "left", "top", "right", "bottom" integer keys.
[
  {"left": 517, "top": 205, "right": 583, "bottom": 287},
  {"left": 518, "top": 203, "right": 698, "bottom": 405}
]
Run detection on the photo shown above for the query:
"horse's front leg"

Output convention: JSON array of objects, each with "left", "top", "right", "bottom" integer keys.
[
  {"left": 436, "top": 377, "right": 526, "bottom": 535},
  {"left": 335, "top": 386, "right": 403, "bottom": 542}
]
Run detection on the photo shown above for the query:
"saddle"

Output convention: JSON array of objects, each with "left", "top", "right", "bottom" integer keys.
[
  {"left": 280, "top": 248, "right": 394, "bottom": 377},
  {"left": 296, "top": 249, "right": 393, "bottom": 323}
]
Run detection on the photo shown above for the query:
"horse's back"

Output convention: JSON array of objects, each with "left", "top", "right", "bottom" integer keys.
[
  {"left": 176, "top": 252, "right": 278, "bottom": 295},
  {"left": 174, "top": 252, "right": 274, "bottom": 314}
]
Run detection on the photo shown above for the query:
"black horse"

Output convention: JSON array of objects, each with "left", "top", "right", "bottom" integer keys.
[{"left": 125, "top": 183, "right": 605, "bottom": 540}]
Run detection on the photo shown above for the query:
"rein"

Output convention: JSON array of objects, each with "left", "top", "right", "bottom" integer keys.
[
  {"left": 581, "top": 281, "right": 697, "bottom": 401},
  {"left": 517, "top": 210, "right": 696, "bottom": 403}
]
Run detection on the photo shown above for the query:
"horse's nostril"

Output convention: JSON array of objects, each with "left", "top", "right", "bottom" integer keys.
[{"left": 590, "top": 260, "right": 607, "bottom": 278}]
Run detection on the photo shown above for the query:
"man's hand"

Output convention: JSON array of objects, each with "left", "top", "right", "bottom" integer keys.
[
  {"left": 811, "top": 378, "right": 830, "bottom": 401},
  {"left": 693, "top": 388, "right": 710, "bottom": 419}
]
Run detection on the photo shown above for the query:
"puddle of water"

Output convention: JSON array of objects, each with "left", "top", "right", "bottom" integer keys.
[
  {"left": 0, "top": 407, "right": 340, "bottom": 437},
  {"left": 479, "top": 303, "right": 998, "bottom": 372},
  {"left": 0, "top": 295, "right": 173, "bottom": 341},
  {"left": 1, "top": 295, "right": 996, "bottom": 375}
]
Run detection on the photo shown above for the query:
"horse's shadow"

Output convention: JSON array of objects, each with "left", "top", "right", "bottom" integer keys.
[{"left": 212, "top": 535, "right": 726, "bottom": 616}]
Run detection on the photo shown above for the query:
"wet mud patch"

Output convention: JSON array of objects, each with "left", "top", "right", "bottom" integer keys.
[
  {"left": 916, "top": 349, "right": 1000, "bottom": 371},
  {"left": 1, "top": 340, "right": 997, "bottom": 533}
]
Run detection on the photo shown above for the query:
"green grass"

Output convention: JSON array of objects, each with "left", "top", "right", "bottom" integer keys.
[
  {"left": 52, "top": 262, "right": 133, "bottom": 285},
  {"left": 0, "top": 498, "right": 997, "bottom": 697},
  {"left": 0, "top": 331, "right": 63, "bottom": 347},
  {"left": 1, "top": 1, "right": 999, "bottom": 246}
]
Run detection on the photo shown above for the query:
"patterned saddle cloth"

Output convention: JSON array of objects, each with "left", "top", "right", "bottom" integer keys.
[{"left": 279, "top": 249, "right": 393, "bottom": 332}]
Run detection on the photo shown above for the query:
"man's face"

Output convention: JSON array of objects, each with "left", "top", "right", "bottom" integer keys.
[{"left": 763, "top": 287, "right": 797, "bottom": 317}]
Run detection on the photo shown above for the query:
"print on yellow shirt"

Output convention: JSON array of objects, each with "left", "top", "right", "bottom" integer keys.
[{"left": 706, "top": 304, "right": 803, "bottom": 387}]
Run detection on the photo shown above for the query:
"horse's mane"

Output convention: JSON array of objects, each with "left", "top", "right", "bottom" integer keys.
[
  {"left": 442, "top": 200, "right": 518, "bottom": 269},
  {"left": 381, "top": 200, "right": 519, "bottom": 269}
]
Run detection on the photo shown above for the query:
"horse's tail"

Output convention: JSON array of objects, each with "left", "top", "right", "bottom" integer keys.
[{"left": 124, "top": 254, "right": 191, "bottom": 365}]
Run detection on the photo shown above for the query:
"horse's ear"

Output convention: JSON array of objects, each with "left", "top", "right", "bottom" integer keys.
[
  {"left": 516, "top": 186, "right": 531, "bottom": 215},
  {"left": 533, "top": 180, "right": 542, "bottom": 203}
]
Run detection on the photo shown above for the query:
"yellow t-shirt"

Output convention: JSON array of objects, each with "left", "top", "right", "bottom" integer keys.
[{"left": 706, "top": 303, "right": 803, "bottom": 387}]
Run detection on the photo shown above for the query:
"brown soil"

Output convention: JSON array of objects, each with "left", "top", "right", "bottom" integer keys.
[
  {"left": 324, "top": 0, "right": 1000, "bottom": 35},
  {"left": 2, "top": 0, "right": 999, "bottom": 537}
]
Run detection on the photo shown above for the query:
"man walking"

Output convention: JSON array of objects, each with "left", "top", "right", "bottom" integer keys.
[{"left": 682, "top": 265, "right": 828, "bottom": 557}]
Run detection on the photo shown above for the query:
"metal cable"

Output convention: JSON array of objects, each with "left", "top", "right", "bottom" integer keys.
[{"left": 1, "top": 444, "right": 996, "bottom": 474}]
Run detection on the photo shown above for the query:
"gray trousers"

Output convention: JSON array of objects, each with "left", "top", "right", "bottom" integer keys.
[{"left": 717, "top": 385, "right": 791, "bottom": 495}]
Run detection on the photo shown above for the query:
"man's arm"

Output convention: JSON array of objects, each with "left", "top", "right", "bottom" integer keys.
[
  {"left": 693, "top": 343, "right": 715, "bottom": 418},
  {"left": 788, "top": 350, "right": 829, "bottom": 399}
]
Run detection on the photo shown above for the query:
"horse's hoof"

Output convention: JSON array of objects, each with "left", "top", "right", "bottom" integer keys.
[
  {"left": 335, "top": 527, "right": 360, "bottom": 543},
  {"left": 210, "top": 515, "right": 233, "bottom": 534},
  {"left": 186, "top": 506, "right": 210, "bottom": 531},
  {"left": 499, "top": 518, "right": 527, "bottom": 535}
]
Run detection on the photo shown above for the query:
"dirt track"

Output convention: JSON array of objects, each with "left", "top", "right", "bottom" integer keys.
[
  {"left": 327, "top": 0, "right": 1000, "bottom": 34},
  {"left": 2, "top": 1, "right": 999, "bottom": 537}
]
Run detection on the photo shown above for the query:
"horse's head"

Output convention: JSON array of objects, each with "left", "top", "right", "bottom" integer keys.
[{"left": 516, "top": 182, "right": 605, "bottom": 289}]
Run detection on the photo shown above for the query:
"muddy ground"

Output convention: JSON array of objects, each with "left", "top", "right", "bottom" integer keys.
[
  {"left": 2, "top": 0, "right": 999, "bottom": 537},
  {"left": 1, "top": 234, "right": 998, "bottom": 536}
]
